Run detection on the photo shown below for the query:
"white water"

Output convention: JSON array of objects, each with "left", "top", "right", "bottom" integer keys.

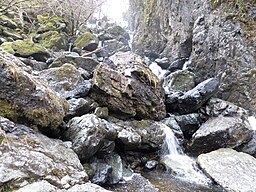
[
  {"left": 161, "top": 126, "right": 211, "bottom": 185},
  {"left": 248, "top": 116, "right": 256, "bottom": 130}
]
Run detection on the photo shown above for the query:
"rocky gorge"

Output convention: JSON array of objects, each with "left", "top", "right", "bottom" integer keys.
[{"left": 0, "top": 0, "right": 256, "bottom": 192}]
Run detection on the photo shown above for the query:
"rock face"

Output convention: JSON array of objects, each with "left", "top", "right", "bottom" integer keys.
[
  {"left": 0, "top": 117, "right": 88, "bottom": 190},
  {"left": 165, "top": 78, "right": 219, "bottom": 114},
  {"left": 129, "top": 0, "right": 256, "bottom": 113},
  {"left": 188, "top": 116, "right": 253, "bottom": 155},
  {"left": 38, "top": 64, "right": 91, "bottom": 99},
  {"left": 197, "top": 148, "right": 256, "bottom": 192},
  {"left": 0, "top": 51, "right": 68, "bottom": 134},
  {"left": 91, "top": 52, "right": 166, "bottom": 120},
  {"left": 63, "top": 114, "right": 117, "bottom": 161}
]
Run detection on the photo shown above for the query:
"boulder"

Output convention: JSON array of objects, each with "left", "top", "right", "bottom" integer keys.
[
  {"left": 74, "top": 31, "right": 98, "bottom": 50},
  {"left": 62, "top": 183, "right": 112, "bottom": 192},
  {"left": 16, "top": 181, "right": 58, "bottom": 192},
  {"left": 197, "top": 148, "right": 256, "bottom": 192},
  {"left": 63, "top": 114, "right": 117, "bottom": 161},
  {"left": 38, "top": 64, "right": 91, "bottom": 99},
  {"left": 163, "top": 70, "right": 195, "bottom": 93},
  {"left": 90, "top": 153, "right": 123, "bottom": 185},
  {"left": 166, "top": 78, "right": 219, "bottom": 114},
  {"left": 91, "top": 52, "right": 166, "bottom": 120},
  {"left": 49, "top": 55, "right": 99, "bottom": 76},
  {"left": 19, "top": 57, "right": 48, "bottom": 71},
  {"left": 64, "top": 98, "right": 98, "bottom": 121},
  {"left": 0, "top": 51, "right": 68, "bottom": 135},
  {"left": 12, "top": 39, "right": 50, "bottom": 61},
  {"left": 0, "top": 117, "right": 88, "bottom": 190},
  {"left": 104, "top": 39, "right": 130, "bottom": 56},
  {"left": 112, "top": 118, "right": 165, "bottom": 151},
  {"left": 188, "top": 116, "right": 253, "bottom": 155},
  {"left": 155, "top": 57, "right": 170, "bottom": 69}
]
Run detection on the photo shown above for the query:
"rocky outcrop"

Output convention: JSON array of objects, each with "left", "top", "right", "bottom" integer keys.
[
  {"left": 197, "top": 148, "right": 256, "bottom": 192},
  {"left": 63, "top": 114, "right": 117, "bottom": 161},
  {"left": 0, "top": 117, "right": 88, "bottom": 191},
  {"left": 0, "top": 51, "right": 68, "bottom": 134},
  {"left": 38, "top": 64, "right": 91, "bottom": 99},
  {"left": 188, "top": 116, "right": 253, "bottom": 155},
  {"left": 129, "top": 0, "right": 256, "bottom": 114},
  {"left": 165, "top": 78, "right": 219, "bottom": 114},
  {"left": 91, "top": 52, "right": 166, "bottom": 120}
]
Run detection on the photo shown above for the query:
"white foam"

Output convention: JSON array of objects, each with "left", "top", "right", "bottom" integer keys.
[{"left": 248, "top": 116, "right": 256, "bottom": 130}]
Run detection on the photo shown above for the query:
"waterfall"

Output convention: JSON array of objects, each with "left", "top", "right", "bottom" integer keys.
[{"left": 161, "top": 126, "right": 211, "bottom": 185}]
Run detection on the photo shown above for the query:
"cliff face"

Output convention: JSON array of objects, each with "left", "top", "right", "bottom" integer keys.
[{"left": 130, "top": 0, "right": 256, "bottom": 113}]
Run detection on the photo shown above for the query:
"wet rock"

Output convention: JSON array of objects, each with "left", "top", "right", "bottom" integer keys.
[
  {"left": 49, "top": 55, "right": 99, "bottom": 76},
  {"left": 38, "top": 64, "right": 91, "bottom": 99},
  {"left": 104, "top": 39, "right": 130, "bottom": 56},
  {"left": 91, "top": 52, "right": 166, "bottom": 120},
  {"left": 236, "top": 130, "right": 256, "bottom": 158},
  {"left": 166, "top": 78, "right": 219, "bottom": 114},
  {"left": 163, "top": 70, "right": 195, "bottom": 93},
  {"left": 0, "top": 51, "right": 68, "bottom": 134},
  {"left": 175, "top": 113, "right": 202, "bottom": 139},
  {"left": 0, "top": 117, "right": 88, "bottom": 190},
  {"left": 112, "top": 118, "right": 165, "bottom": 151},
  {"left": 19, "top": 57, "right": 48, "bottom": 71},
  {"left": 155, "top": 57, "right": 170, "bottom": 69},
  {"left": 90, "top": 153, "right": 123, "bottom": 185},
  {"left": 63, "top": 114, "right": 117, "bottom": 160},
  {"left": 197, "top": 148, "right": 256, "bottom": 192},
  {"left": 64, "top": 98, "right": 98, "bottom": 121},
  {"left": 167, "top": 58, "right": 189, "bottom": 72},
  {"left": 188, "top": 116, "right": 253, "bottom": 155},
  {"left": 145, "top": 160, "right": 158, "bottom": 170}
]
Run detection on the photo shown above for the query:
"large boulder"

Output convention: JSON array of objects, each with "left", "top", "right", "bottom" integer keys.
[
  {"left": 38, "top": 64, "right": 91, "bottom": 99},
  {"left": 197, "top": 148, "right": 256, "bottom": 192},
  {"left": 63, "top": 114, "right": 117, "bottom": 161},
  {"left": 188, "top": 116, "right": 253, "bottom": 155},
  {"left": 0, "top": 117, "right": 88, "bottom": 190},
  {"left": 112, "top": 118, "right": 166, "bottom": 151},
  {"left": 0, "top": 51, "right": 68, "bottom": 135},
  {"left": 49, "top": 55, "right": 99, "bottom": 76},
  {"left": 165, "top": 78, "right": 219, "bottom": 114},
  {"left": 91, "top": 52, "right": 166, "bottom": 120},
  {"left": 74, "top": 31, "right": 98, "bottom": 51}
]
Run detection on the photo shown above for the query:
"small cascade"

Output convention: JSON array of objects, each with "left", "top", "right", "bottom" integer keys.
[{"left": 161, "top": 126, "right": 211, "bottom": 185}]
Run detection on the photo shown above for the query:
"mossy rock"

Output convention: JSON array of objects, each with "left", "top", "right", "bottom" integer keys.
[
  {"left": 12, "top": 39, "right": 50, "bottom": 61},
  {"left": 74, "top": 31, "right": 98, "bottom": 49},
  {"left": 1, "top": 27, "right": 23, "bottom": 40},
  {"left": 0, "top": 42, "right": 15, "bottom": 54},
  {"left": 37, "top": 15, "right": 67, "bottom": 33},
  {"left": 37, "top": 31, "right": 68, "bottom": 50}
]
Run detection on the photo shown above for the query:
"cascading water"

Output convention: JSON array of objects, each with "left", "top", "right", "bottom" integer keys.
[{"left": 161, "top": 126, "right": 211, "bottom": 185}]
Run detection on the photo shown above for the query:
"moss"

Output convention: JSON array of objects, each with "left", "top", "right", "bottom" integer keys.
[
  {"left": 38, "top": 31, "right": 67, "bottom": 50},
  {"left": 0, "top": 15, "right": 18, "bottom": 29},
  {"left": 12, "top": 39, "right": 48, "bottom": 56},
  {"left": 37, "top": 15, "right": 67, "bottom": 33},
  {"left": 74, "top": 31, "right": 98, "bottom": 48},
  {"left": 0, "top": 100, "right": 18, "bottom": 120},
  {"left": 0, "top": 42, "right": 15, "bottom": 54},
  {"left": 49, "top": 168, "right": 66, "bottom": 178},
  {"left": 143, "top": 0, "right": 157, "bottom": 26}
]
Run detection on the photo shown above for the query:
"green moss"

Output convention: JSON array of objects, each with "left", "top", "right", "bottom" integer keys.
[
  {"left": 0, "top": 42, "right": 15, "bottom": 54},
  {"left": 143, "top": 0, "right": 157, "bottom": 26},
  {"left": 0, "top": 100, "right": 18, "bottom": 120},
  {"left": 38, "top": 31, "right": 67, "bottom": 50},
  {"left": 74, "top": 31, "right": 98, "bottom": 48},
  {"left": 0, "top": 15, "right": 18, "bottom": 29},
  {"left": 12, "top": 39, "right": 47, "bottom": 56}
]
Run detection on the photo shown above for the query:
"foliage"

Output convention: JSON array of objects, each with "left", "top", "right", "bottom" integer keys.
[{"left": 0, "top": 0, "right": 105, "bottom": 36}]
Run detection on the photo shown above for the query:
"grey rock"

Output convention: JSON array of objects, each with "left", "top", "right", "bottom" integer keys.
[
  {"left": 65, "top": 98, "right": 98, "bottom": 121},
  {"left": 145, "top": 160, "right": 158, "bottom": 170},
  {"left": 175, "top": 113, "right": 202, "bottom": 139},
  {"left": 64, "top": 114, "right": 117, "bottom": 160},
  {"left": 38, "top": 64, "right": 91, "bottom": 99},
  {"left": 188, "top": 116, "right": 253, "bottom": 155},
  {"left": 0, "top": 117, "right": 88, "bottom": 189},
  {"left": 236, "top": 130, "right": 256, "bottom": 158},
  {"left": 104, "top": 39, "right": 130, "bottom": 56},
  {"left": 49, "top": 55, "right": 99, "bottom": 76},
  {"left": 91, "top": 52, "right": 166, "bottom": 120},
  {"left": 166, "top": 78, "right": 219, "bottom": 114},
  {"left": 197, "top": 148, "right": 256, "bottom": 192},
  {"left": 163, "top": 70, "right": 195, "bottom": 93},
  {"left": 167, "top": 58, "right": 189, "bottom": 72},
  {"left": 91, "top": 161, "right": 112, "bottom": 185},
  {"left": 16, "top": 181, "right": 57, "bottom": 192},
  {"left": 62, "top": 183, "right": 112, "bottom": 192},
  {"left": 19, "top": 57, "right": 48, "bottom": 71},
  {"left": 155, "top": 57, "right": 170, "bottom": 69},
  {"left": 94, "top": 107, "right": 109, "bottom": 119}
]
